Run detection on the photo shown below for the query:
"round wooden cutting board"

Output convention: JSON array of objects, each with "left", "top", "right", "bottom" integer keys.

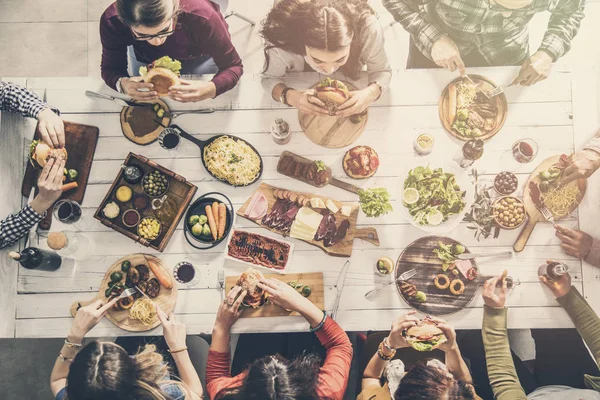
[
  {"left": 395, "top": 236, "right": 480, "bottom": 316},
  {"left": 513, "top": 155, "right": 587, "bottom": 252},
  {"left": 120, "top": 99, "right": 172, "bottom": 145},
  {"left": 438, "top": 75, "right": 507, "bottom": 142},
  {"left": 298, "top": 82, "right": 368, "bottom": 149},
  {"left": 70, "top": 254, "right": 177, "bottom": 332}
]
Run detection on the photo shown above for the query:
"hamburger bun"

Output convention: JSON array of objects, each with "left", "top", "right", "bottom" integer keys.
[
  {"left": 144, "top": 68, "right": 180, "bottom": 97},
  {"left": 315, "top": 78, "right": 350, "bottom": 113},
  {"left": 236, "top": 268, "right": 266, "bottom": 309},
  {"left": 405, "top": 318, "right": 447, "bottom": 351},
  {"left": 30, "top": 141, "right": 68, "bottom": 169}
]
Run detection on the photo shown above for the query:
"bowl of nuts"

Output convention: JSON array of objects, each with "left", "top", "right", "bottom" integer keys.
[
  {"left": 138, "top": 217, "right": 162, "bottom": 241},
  {"left": 142, "top": 170, "right": 169, "bottom": 198},
  {"left": 494, "top": 172, "right": 518, "bottom": 195},
  {"left": 492, "top": 196, "right": 526, "bottom": 230}
]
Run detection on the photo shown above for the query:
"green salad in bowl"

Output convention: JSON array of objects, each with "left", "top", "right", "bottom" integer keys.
[{"left": 401, "top": 165, "right": 469, "bottom": 230}]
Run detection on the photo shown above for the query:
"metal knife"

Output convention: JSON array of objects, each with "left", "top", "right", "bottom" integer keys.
[
  {"left": 331, "top": 260, "right": 350, "bottom": 320},
  {"left": 85, "top": 90, "right": 154, "bottom": 108},
  {"left": 457, "top": 251, "right": 512, "bottom": 260}
]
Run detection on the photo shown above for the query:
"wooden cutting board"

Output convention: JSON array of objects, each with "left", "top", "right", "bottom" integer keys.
[
  {"left": 395, "top": 236, "right": 482, "bottom": 316},
  {"left": 238, "top": 183, "right": 379, "bottom": 257},
  {"left": 298, "top": 82, "right": 368, "bottom": 149},
  {"left": 225, "top": 272, "right": 324, "bottom": 318},
  {"left": 438, "top": 75, "right": 507, "bottom": 142},
  {"left": 69, "top": 254, "right": 177, "bottom": 332},
  {"left": 21, "top": 120, "right": 99, "bottom": 203},
  {"left": 513, "top": 155, "right": 587, "bottom": 252},
  {"left": 120, "top": 99, "right": 171, "bottom": 145}
]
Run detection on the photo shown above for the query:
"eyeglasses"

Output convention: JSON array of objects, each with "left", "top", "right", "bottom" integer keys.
[{"left": 132, "top": 20, "right": 175, "bottom": 41}]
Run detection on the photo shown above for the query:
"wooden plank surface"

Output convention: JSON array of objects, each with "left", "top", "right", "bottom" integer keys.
[{"left": 2, "top": 68, "right": 596, "bottom": 338}]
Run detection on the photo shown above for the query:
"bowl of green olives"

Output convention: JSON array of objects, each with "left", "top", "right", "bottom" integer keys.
[{"left": 142, "top": 170, "right": 169, "bottom": 198}]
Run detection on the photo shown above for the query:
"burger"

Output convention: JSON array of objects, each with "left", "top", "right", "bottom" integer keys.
[
  {"left": 29, "top": 140, "right": 68, "bottom": 169},
  {"left": 315, "top": 78, "right": 350, "bottom": 113},
  {"left": 404, "top": 317, "right": 447, "bottom": 351},
  {"left": 236, "top": 267, "right": 266, "bottom": 309},
  {"left": 139, "top": 56, "right": 182, "bottom": 96}
]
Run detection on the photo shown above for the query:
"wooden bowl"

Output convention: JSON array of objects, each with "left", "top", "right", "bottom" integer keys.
[{"left": 492, "top": 196, "right": 526, "bottom": 230}]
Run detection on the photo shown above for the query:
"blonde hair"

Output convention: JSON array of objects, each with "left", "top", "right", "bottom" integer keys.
[{"left": 65, "top": 341, "right": 192, "bottom": 400}]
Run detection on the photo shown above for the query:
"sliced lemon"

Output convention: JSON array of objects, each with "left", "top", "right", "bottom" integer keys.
[
  {"left": 403, "top": 188, "right": 419, "bottom": 205},
  {"left": 426, "top": 209, "right": 443, "bottom": 226}
]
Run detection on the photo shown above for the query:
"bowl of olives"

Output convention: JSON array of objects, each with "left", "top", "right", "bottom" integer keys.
[
  {"left": 142, "top": 171, "right": 169, "bottom": 198},
  {"left": 492, "top": 196, "right": 526, "bottom": 230},
  {"left": 494, "top": 171, "right": 518, "bottom": 195}
]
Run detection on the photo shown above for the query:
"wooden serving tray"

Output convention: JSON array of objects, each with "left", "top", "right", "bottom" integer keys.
[
  {"left": 395, "top": 236, "right": 481, "bottom": 316},
  {"left": 94, "top": 153, "right": 197, "bottom": 252},
  {"left": 438, "top": 75, "right": 507, "bottom": 142},
  {"left": 225, "top": 272, "right": 324, "bottom": 318},
  {"left": 22, "top": 120, "right": 99, "bottom": 202},
  {"left": 120, "top": 99, "right": 172, "bottom": 145},
  {"left": 513, "top": 155, "right": 587, "bottom": 252},
  {"left": 237, "top": 183, "right": 379, "bottom": 257},
  {"left": 70, "top": 254, "right": 177, "bottom": 332}
]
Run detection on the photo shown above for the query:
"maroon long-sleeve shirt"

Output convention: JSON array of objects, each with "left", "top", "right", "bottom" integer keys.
[{"left": 99, "top": 0, "right": 243, "bottom": 96}]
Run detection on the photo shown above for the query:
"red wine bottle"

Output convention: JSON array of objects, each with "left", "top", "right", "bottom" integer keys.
[{"left": 9, "top": 247, "right": 62, "bottom": 271}]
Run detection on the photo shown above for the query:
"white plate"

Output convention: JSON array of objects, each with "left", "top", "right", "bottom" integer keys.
[
  {"left": 398, "top": 159, "right": 475, "bottom": 234},
  {"left": 223, "top": 229, "right": 294, "bottom": 274}
]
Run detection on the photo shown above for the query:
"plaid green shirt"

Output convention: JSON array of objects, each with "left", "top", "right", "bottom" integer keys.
[{"left": 384, "top": 0, "right": 586, "bottom": 65}]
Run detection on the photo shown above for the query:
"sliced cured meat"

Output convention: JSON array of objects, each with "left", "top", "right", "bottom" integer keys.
[
  {"left": 228, "top": 230, "right": 291, "bottom": 270},
  {"left": 246, "top": 192, "right": 269, "bottom": 220},
  {"left": 333, "top": 219, "right": 350, "bottom": 244}
]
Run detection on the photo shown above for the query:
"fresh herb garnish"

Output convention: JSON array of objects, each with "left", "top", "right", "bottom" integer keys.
[
  {"left": 463, "top": 169, "right": 500, "bottom": 241},
  {"left": 229, "top": 153, "right": 242, "bottom": 164},
  {"left": 315, "top": 160, "right": 326, "bottom": 172}
]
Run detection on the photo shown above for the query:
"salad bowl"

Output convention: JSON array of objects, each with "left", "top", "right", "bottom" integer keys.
[{"left": 398, "top": 159, "right": 475, "bottom": 234}]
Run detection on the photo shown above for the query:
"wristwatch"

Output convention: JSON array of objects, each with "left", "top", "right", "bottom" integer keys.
[{"left": 280, "top": 87, "right": 294, "bottom": 107}]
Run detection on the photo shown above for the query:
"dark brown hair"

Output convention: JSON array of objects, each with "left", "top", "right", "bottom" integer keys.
[
  {"left": 260, "top": 0, "right": 375, "bottom": 78},
  {"left": 65, "top": 341, "right": 188, "bottom": 400},
  {"left": 394, "top": 360, "right": 477, "bottom": 400},
  {"left": 116, "top": 0, "right": 179, "bottom": 28},
  {"left": 217, "top": 353, "right": 322, "bottom": 400}
]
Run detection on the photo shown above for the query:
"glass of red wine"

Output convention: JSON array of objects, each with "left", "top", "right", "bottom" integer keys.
[
  {"left": 53, "top": 200, "right": 83, "bottom": 225},
  {"left": 173, "top": 261, "right": 200, "bottom": 287},
  {"left": 511, "top": 138, "right": 538, "bottom": 163}
]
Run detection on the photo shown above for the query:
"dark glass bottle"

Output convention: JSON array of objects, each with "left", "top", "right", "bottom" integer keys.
[{"left": 9, "top": 247, "right": 62, "bottom": 271}]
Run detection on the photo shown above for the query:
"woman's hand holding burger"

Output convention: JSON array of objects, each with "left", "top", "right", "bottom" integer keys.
[
  {"left": 168, "top": 80, "right": 217, "bottom": 103},
  {"left": 37, "top": 108, "right": 65, "bottom": 149},
  {"left": 215, "top": 286, "right": 247, "bottom": 332},
  {"left": 336, "top": 84, "right": 380, "bottom": 118},
  {"left": 30, "top": 157, "right": 65, "bottom": 214},
  {"left": 387, "top": 310, "right": 420, "bottom": 349},
  {"left": 286, "top": 89, "right": 330, "bottom": 116},
  {"left": 427, "top": 317, "right": 457, "bottom": 352},
  {"left": 120, "top": 77, "right": 158, "bottom": 102}
]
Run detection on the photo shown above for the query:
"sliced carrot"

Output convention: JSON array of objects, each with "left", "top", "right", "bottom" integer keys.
[
  {"left": 205, "top": 204, "right": 218, "bottom": 241},
  {"left": 218, "top": 203, "right": 226, "bottom": 239},
  {"left": 147, "top": 259, "right": 173, "bottom": 289}
]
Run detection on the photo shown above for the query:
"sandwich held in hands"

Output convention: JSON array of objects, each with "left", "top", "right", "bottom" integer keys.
[
  {"left": 235, "top": 268, "right": 266, "bottom": 309},
  {"left": 404, "top": 316, "right": 448, "bottom": 351},
  {"left": 139, "top": 56, "right": 182, "bottom": 97},
  {"left": 30, "top": 140, "right": 67, "bottom": 169},
  {"left": 315, "top": 78, "right": 350, "bottom": 114},
  {"left": 29, "top": 157, "right": 66, "bottom": 214}
]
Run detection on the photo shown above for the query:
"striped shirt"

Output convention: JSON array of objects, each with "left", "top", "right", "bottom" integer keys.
[{"left": 383, "top": 0, "right": 586, "bottom": 65}]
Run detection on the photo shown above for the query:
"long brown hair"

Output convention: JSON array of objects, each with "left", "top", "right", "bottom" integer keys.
[
  {"left": 394, "top": 360, "right": 478, "bottom": 400},
  {"left": 260, "top": 0, "right": 375, "bottom": 78},
  {"left": 116, "top": 0, "right": 179, "bottom": 28},
  {"left": 65, "top": 341, "right": 189, "bottom": 400}
]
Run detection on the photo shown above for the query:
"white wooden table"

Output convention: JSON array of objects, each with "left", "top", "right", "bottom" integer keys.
[{"left": 2, "top": 67, "right": 599, "bottom": 339}]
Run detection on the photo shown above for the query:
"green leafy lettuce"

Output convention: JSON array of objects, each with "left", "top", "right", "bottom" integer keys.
[
  {"left": 403, "top": 166, "right": 466, "bottom": 226},
  {"left": 139, "top": 56, "right": 182, "bottom": 77},
  {"left": 358, "top": 188, "right": 393, "bottom": 218}
]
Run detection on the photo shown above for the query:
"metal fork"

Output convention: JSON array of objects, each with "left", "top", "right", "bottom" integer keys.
[
  {"left": 114, "top": 287, "right": 138, "bottom": 300},
  {"left": 464, "top": 74, "right": 491, "bottom": 100},
  {"left": 537, "top": 203, "right": 555, "bottom": 224},
  {"left": 364, "top": 268, "right": 417, "bottom": 299},
  {"left": 218, "top": 269, "right": 225, "bottom": 299},
  {"left": 487, "top": 85, "right": 504, "bottom": 98}
]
